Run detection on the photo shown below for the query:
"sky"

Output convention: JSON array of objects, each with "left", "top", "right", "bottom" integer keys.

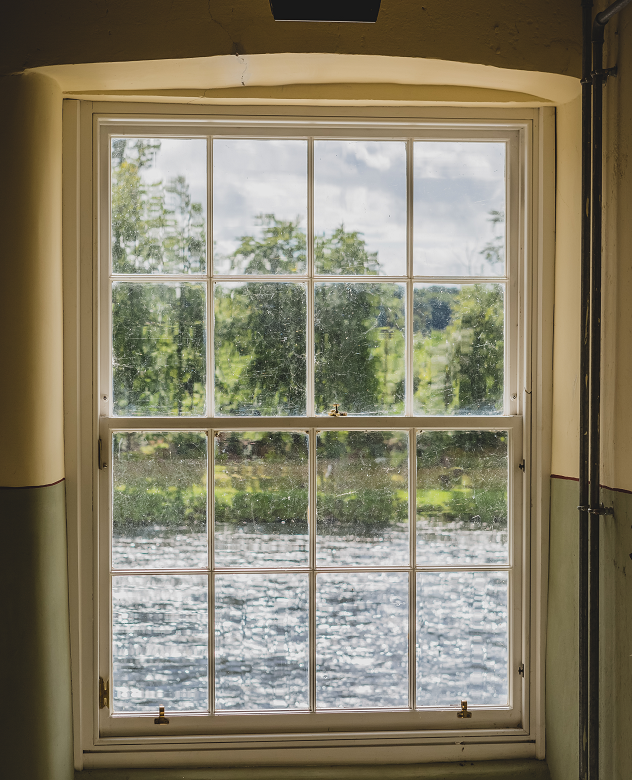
[{"left": 113, "top": 137, "right": 506, "bottom": 279}]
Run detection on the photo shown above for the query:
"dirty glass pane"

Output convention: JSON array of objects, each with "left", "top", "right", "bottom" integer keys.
[
  {"left": 112, "top": 282, "right": 206, "bottom": 416},
  {"left": 112, "top": 432, "right": 207, "bottom": 570},
  {"left": 214, "top": 282, "right": 306, "bottom": 416},
  {"left": 416, "top": 430, "right": 508, "bottom": 565},
  {"left": 413, "top": 283, "right": 504, "bottom": 415},
  {"left": 314, "top": 140, "right": 406, "bottom": 276},
  {"left": 215, "top": 573, "right": 309, "bottom": 710},
  {"left": 112, "top": 574, "right": 208, "bottom": 713},
  {"left": 417, "top": 571, "right": 508, "bottom": 706},
  {"left": 213, "top": 139, "right": 307, "bottom": 274},
  {"left": 316, "top": 431, "right": 408, "bottom": 566},
  {"left": 413, "top": 141, "right": 505, "bottom": 277},
  {"left": 214, "top": 431, "right": 309, "bottom": 567},
  {"left": 315, "top": 283, "right": 405, "bottom": 416},
  {"left": 316, "top": 573, "right": 408, "bottom": 709},
  {"left": 111, "top": 138, "right": 207, "bottom": 274}
]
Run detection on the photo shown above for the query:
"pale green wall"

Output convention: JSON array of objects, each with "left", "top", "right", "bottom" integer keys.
[
  {"left": 546, "top": 478, "right": 579, "bottom": 780},
  {"left": 547, "top": 479, "right": 632, "bottom": 780},
  {"left": 0, "top": 482, "right": 74, "bottom": 780}
]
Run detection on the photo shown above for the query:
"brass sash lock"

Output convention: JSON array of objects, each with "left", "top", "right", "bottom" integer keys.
[
  {"left": 457, "top": 700, "right": 472, "bottom": 719},
  {"left": 328, "top": 403, "right": 347, "bottom": 417},
  {"left": 98, "top": 677, "right": 109, "bottom": 709},
  {"left": 154, "top": 706, "right": 170, "bottom": 724}
]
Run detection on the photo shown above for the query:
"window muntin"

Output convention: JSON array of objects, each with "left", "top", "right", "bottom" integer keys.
[{"left": 98, "top": 120, "right": 524, "bottom": 738}]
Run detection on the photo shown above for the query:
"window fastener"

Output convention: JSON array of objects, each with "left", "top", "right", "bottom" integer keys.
[
  {"left": 154, "top": 706, "right": 170, "bottom": 725},
  {"left": 328, "top": 403, "right": 347, "bottom": 417},
  {"left": 457, "top": 700, "right": 472, "bottom": 719},
  {"left": 98, "top": 438, "right": 107, "bottom": 470},
  {"left": 519, "top": 663, "right": 525, "bottom": 677},
  {"left": 519, "top": 459, "right": 526, "bottom": 472},
  {"left": 98, "top": 677, "right": 109, "bottom": 709}
]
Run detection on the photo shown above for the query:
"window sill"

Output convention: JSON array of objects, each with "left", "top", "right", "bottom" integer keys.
[{"left": 81, "top": 737, "right": 537, "bottom": 770}]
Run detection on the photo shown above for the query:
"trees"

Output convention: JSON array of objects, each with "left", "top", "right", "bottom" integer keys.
[
  {"left": 110, "top": 150, "right": 505, "bottom": 528},
  {"left": 111, "top": 139, "right": 206, "bottom": 274},
  {"left": 111, "top": 139, "right": 206, "bottom": 416},
  {"left": 214, "top": 216, "right": 404, "bottom": 416}
]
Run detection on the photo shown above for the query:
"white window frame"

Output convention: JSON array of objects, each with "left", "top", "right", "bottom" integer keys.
[{"left": 62, "top": 101, "right": 554, "bottom": 771}]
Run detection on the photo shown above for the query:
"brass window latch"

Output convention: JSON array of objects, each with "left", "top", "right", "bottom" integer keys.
[
  {"left": 154, "top": 706, "right": 170, "bottom": 724},
  {"left": 98, "top": 438, "right": 108, "bottom": 470},
  {"left": 457, "top": 700, "right": 472, "bottom": 719},
  {"left": 98, "top": 677, "right": 109, "bottom": 709},
  {"left": 328, "top": 403, "right": 347, "bottom": 417}
]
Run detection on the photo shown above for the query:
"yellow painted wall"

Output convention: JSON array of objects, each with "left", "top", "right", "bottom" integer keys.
[
  {"left": 550, "top": 5, "right": 632, "bottom": 494},
  {"left": 551, "top": 96, "right": 581, "bottom": 481},
  {"left": 602, "top": 8, "right": 632, "bottom": 493},
  {"left": 0, "top": 72, "right": 64, "bottom": 487},
  {"left": 3, "top": 1, "right": 580, "bottom": 78}
]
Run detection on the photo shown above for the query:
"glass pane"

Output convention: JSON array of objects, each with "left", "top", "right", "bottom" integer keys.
[
  {"left": 214, "top": 432, "right": 309, "bottom": 567},
  {"left": 316, "top": 431, "right": 408, "bottom": 566},
  {"left": 111, "top": 138, "right": 207, "bottom": 274},
  {"left": 112, "top": 574, "right": 208, "bottom": 713},
  {"left": 413, "top": 283, "right": 504, "bottom": 415},
  {"left": 416, "top": 430, "right": 508, "bottom": 566},
  {"left": 112, "top": 282, "right": 206, "bottom": 416},
  {"left": 316, "top": 573, "right": 408, "bottom": 709},
  {"left": 314, "top": 140, "right": 406, "bottom": 276},
  {"left": 213, "top": 139, "right": 307, "bottom": 274},
  {"left": 417, "top": 571, "right": 508, "bottom": 706},
  {"left": 215, "top": 573, "right": 308, "bottom": 710},
  {"left": 315, "top": 282, "right": 405, "bottom": 415},
  {"left": 112, "top": 432, "right": 208, "bottom": 569},
  {"left": 413, "top": 142, "right": 505, "bottom": 277},
  {"left": 214, "top": 282, "right": 306, "bottom": 416}
]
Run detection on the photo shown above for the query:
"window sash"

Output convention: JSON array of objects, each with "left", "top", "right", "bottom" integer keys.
[{"left": 100, "top": 123, "right": 520, "bottom": 422}]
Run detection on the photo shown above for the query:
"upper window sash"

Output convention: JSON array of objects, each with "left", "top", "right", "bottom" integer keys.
[{"left": 100, "top": 123, "right": 521, "bottom": 421}]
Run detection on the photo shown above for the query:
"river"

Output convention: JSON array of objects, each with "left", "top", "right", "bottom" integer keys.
[{"left": 112, "top": 520, "right": 508, "bottom": 714}]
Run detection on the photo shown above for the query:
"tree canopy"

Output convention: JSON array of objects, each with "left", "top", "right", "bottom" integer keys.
[{"left": 111, "top": 138, "right": 504, "bottom": 419}]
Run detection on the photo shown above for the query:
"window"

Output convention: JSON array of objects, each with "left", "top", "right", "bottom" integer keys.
[{"left": 66, "top": 106, "right": 551, "bottom": 764}]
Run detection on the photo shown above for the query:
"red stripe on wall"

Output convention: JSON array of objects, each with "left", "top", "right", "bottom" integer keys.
[
  {"left": 551, "top": 473, "right": 632, "bottom": 495},
  {"left": 0, "top": 477, "right": 65, "bottom": 490}
]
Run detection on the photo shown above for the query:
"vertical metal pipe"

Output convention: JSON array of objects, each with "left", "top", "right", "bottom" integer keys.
[
  {"left": 579, "top": 3, "right": 592, "bottom": 777},
  {"left": 589, "top": 21, "right": 605, "bottom": 780}
]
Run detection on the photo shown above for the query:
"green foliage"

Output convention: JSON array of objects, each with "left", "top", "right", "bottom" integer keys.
[
  {"left": 112, "top": 432, "right": 207, "bottom": 534},
  {"left": 315, "top": 225, "right": 379, "bottom": 275},
  {"left": 109, "top": 150, "right": 507, "bottom": 531},
  {"left": 416, "top": 430, "right": 507, "bottom": 527},
  {"left": 444, "top": 284, "right": 504, "bottom": 413},
  {"left": 112, "top": 282, "right": 206, "bottom": 416},
  {"left": 111, "top": 139, "right": 206, "bottom": 274},
  {"left": 413, "top": 284, "right": 504, "bottom": 414},
  {"left": 317, "top": 431, "right": 408, "bottom": 529},
  {"left": 214, "top": 280, "right": 306, "bottom": 415},
  {"left": 215, "top": 489, "right": 307, "bottom": 525},
  {"left": 229, "top": 214, "right": 306, "bottom": 274},
  {"left": 314, "top": 282, "right": 399, "bottom": 414}
]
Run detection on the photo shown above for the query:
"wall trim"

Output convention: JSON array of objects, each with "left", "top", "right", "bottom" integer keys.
[
  {"left": 0, "top": 477, "right": 66, "bottom": 489},
  {"left": 550, "top": 474, "right": 632, "bottom": 495}
]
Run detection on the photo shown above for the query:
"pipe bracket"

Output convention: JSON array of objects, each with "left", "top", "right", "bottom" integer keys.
[
  {"left": 578, "top": 504, "right": 615, "bottom": 516},
  {"left": 591, "top": 65, "right": 618, "bottom": 81}
]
